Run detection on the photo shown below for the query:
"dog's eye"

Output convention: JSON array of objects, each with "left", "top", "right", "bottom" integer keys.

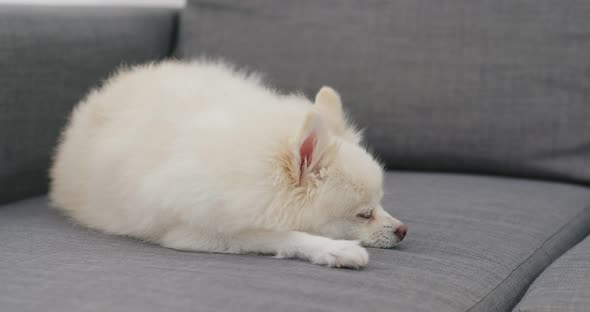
[{"left": 357, "top": 211, "right": 372, "bottom": 219}]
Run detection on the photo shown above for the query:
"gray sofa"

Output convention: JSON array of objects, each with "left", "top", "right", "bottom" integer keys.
[{"left": 1, "top": 2, "right": 589, "bottom": 312}]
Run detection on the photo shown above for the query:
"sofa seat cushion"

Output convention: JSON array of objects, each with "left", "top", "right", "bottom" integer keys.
[
  {"left": 513, "top": 235, "right": 590, "bottom": 312},
  {"left": 1, "top": 172, "right": 589, "bottom": 312}
]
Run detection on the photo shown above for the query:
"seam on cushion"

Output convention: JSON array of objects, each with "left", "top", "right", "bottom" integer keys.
[
  {"left": 513, "top": 232, "right": 590, "bottom": 312},
  {"left": 465, "top": 205, "right": 590, "bottom": 312},
  {"left": 167, "top": 11, "right": 180, "bottom": 57}
]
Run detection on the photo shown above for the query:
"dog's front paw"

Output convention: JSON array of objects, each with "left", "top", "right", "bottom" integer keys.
[{"left": 309, "top": 240, "right": 369, "bottom": 269}]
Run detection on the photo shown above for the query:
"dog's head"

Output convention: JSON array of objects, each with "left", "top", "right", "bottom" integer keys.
[{"left": 280, "top": 86, "right": 406, "bottom": 248}]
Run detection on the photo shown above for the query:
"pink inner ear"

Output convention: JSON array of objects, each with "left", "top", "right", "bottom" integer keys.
[{"left": 299, "top": 130, "right": 317, "bottom": 172}]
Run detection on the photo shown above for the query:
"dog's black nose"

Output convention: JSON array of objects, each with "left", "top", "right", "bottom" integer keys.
[{"left": 394, "top": 224, "right": 407, "bottom": 241}]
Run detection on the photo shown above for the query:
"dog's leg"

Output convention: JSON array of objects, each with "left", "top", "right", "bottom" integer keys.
[
  {"left": 235, "top": 230, "right": 369, "bottom": 268},
  {"left": 160, "top": 228, "right": 368, "bottom": 268}
]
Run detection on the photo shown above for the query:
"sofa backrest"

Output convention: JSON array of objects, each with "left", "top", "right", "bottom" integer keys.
[
  {"left": 176, "top": 0, "right": 590, "bottom": 186},
  {"left": 0, "top": 6, "right": 177, "bottom": 204}
]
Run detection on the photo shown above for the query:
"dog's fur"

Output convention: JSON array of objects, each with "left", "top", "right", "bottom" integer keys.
[{"left": 50, "top": 60, "right": 406, "bottom": 268}]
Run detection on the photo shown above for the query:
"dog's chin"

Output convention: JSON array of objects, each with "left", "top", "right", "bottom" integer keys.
[{"left": 361, "top": 237, "right": 402, "bottom": 249}]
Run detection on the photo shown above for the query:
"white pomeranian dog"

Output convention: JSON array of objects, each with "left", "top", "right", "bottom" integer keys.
[{"left": 50, "top": 60, "right": 407, "bottom": 269}]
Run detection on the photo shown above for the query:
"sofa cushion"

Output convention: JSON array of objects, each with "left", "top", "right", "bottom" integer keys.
[
  {"left": 1, "top": 172, "right": 589, "bottom": 312},
  {"left": 513, "top": 235, "right": 590, "bottom": 312},
  {"left": 177, "top": 0, "right": 590, "bottom": 186},
  {"left": 0, "top": 6, "right": 177, "bottom": 204}
]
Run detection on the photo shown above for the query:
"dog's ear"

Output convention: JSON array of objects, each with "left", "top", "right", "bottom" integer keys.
[
  {"left": 314, "top": 86, "right": 363, "bottom": 144},
  {"left": 295, "top": 109, "right": 331, "bottom": 183},
  {"left": 315, "top": 86, "right": 345, "bottom": 134}
]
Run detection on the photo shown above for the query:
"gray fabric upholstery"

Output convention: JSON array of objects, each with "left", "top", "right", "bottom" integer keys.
[
  {"left": 0, "top": 6, "right": 177, "bottom": 204},
  {"left": 1, "top": 172, "right": 589, "bottom": 312},
  {"left": 177, "top": 0, "right": 590, "bottom": 186},
  {"left": 513, "top": 235, "right": 590, "bottom": 312}
]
